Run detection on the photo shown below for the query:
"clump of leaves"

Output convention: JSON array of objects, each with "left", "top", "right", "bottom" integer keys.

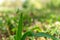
[{"left": 15, "top": 9, "right": 58, "bottom": 40}]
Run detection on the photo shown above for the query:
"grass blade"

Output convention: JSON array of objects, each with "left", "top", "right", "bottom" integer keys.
[
  {"left": 21, "top": 31, "right": 58, "bottom": 40},
  {"left": 21, "top": 31, "right": 34, "bottom": 40},
  {"left": 35, "top": 32, "right": 58, "bottom": 40},
  {"left": 15, "top": 12, "right": 23, "bottom": 40}
]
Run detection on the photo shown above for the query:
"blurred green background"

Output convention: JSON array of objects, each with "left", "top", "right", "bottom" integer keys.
[{"left": 0, "top": 0, "right": 60, "bottom": 40}]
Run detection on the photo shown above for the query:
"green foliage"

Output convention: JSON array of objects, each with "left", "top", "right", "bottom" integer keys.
[
  {"left": 21, "top": 31, "right": 58, "bottom": 40},
  {"left": 1, "top": 0, "right": 60, "bottom": 40},
  {"left": 15, "top": 10, "right": 23, "bottom": 40},
  {"left": 14, "top": 9, "right": 58, "bottom": 40}
]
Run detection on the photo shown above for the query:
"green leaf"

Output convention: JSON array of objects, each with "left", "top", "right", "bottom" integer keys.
[
  {"left": 35, "top": 32, "right": 58, "bottom": 40},
  {"left": 21, "top": 31, "right": 34, "bottom": 40},
  {"left": 21, "top": 31, "right": 58, "bottom": 40},
  {"left": 15, "top": 10, "right": 23, "bottom": 40}
]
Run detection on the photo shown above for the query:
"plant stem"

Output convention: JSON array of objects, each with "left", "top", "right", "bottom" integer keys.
[{"left": 15, "top": 12, "right": 23, "bottom": 40}]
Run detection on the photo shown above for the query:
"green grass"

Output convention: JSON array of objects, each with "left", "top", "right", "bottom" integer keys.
[
  {"left": 15, "top": 11, "right": 23, "bottom": 40},
  {"left": 15, "top": 9, "right": 58, "bottom": 40}
]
